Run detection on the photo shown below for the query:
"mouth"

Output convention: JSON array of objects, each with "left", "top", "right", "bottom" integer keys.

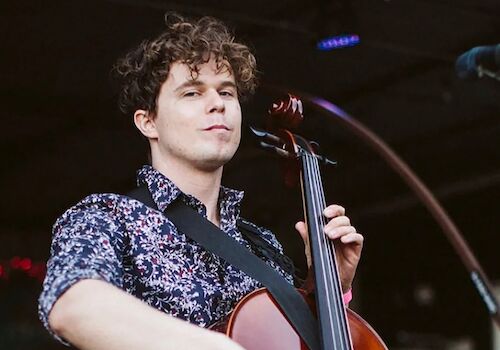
[{"left": 204, "top": 124, "right": 230, "bottom": 131}]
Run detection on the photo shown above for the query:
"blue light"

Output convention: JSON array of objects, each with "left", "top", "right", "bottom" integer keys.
[{"left": 316, "top": 34, "right": 360, "bottom": 51}]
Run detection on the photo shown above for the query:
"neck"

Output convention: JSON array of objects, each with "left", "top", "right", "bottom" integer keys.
[{"left": 151, "top": 156, "right": 223, "bottom": 226}]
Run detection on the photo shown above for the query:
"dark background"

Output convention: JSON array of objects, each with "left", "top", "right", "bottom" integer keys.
[{"left": 1, "top": 0, "right": 499, "bottom": 349}]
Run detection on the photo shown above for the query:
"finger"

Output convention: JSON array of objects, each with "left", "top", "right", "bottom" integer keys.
[
  {"left": 339, "top": 233, "right": 364, "bottom": 245},
  {"left": 295, "top": 221, "right": 308, "bottom": 240},
  {"left": 323, "top": 205, "right": 345, "bottom": 218},
  {"left": 324, "top": 216, "right": 351, "bottom": 231},
  {"left": 325, "top": 225, "right": 356, "bottom": 240}
]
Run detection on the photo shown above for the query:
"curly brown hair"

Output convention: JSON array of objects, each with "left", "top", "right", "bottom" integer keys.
[{"left": 113, "top": 13, "right": 258, "bottom": 117}]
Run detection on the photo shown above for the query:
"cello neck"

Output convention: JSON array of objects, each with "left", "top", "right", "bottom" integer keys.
[{"left": 299, "top": 150, "right": 353, "bottom": 350}]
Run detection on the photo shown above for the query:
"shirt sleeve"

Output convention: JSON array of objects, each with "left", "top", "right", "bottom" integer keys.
[{"left": 38, "top": 194, "right": 126, "bottom": 344}]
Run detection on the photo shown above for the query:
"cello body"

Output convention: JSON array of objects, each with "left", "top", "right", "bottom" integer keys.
[{"left": 211, "top": 288, "right": 387, "bottom": 350}]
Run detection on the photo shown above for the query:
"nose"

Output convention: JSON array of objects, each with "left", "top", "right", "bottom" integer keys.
[{"left": 206, "top": 89, "right": 225, "bottom": 114}]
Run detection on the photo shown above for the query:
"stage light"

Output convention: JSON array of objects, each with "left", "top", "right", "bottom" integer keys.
[
  {"left": 19, "top": 258, "right": 32, "bottom": 271},
  {"left": 316, "top": 34, "right": 360, "bottom": 51}
]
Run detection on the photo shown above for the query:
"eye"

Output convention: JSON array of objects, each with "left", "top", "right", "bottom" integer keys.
[
  {"left": 219, "top": 90, "right": 235, "bottom": 97},
  {"left": 183, "top": 90, "right": 200, "bottom": 97}
]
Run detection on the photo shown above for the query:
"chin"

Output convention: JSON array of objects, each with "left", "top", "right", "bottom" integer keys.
[
  {"left": 195, "top": 159, "right": 229, "bottom": 172},
  {"left": 195, "top": 149, "right": 237, "bottom": 171}
]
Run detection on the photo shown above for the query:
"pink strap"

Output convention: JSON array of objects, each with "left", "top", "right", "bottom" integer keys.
[{"left": 343, "top": 289, "right": 352, "bottom": 305}]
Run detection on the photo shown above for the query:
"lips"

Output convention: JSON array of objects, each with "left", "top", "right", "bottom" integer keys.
[{"left": 204, "top": 124, "right": 230, "bottom": 131}]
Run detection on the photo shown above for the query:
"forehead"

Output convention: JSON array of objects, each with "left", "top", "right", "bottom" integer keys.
[{"left": 167, "top": 59, "right": 235, "bottom": 87}]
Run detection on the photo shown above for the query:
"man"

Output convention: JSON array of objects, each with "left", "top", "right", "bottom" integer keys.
[{"left": 39, "top": 14, "right": 363, "bottom": 350}]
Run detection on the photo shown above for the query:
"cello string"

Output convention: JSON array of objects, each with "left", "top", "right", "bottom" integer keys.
[
  {"left": 305, "top": 153, "right": 346, "bottom": 347},
  {"left": 308, "top": 154, "right": 348, "bottom": 348},
  {"left": 303, "top": 152, "right": 338, "bottom": 344},
  {"left": 311, "top": 154, "right": 352, "bottom": 348},
  {"left": 315, "top": 155, "right": 352, "bottom": 349}
]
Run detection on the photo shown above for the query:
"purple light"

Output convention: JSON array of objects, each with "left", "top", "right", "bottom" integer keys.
[{"left": 317, "top": 34, "right": 360, "bottom": 51}]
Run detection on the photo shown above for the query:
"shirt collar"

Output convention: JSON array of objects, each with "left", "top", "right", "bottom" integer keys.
[{"left": 136, "top": 165, "right": 244, "bottom": 227}]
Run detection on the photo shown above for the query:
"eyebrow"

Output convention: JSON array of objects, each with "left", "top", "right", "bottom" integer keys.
[{"left": 173, "top": 79, "right": 237, "bottom": 93}]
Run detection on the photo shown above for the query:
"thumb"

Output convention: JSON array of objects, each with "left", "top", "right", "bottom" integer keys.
[{"left": 295, "top": 221, "right": 308, "bottom": 241}]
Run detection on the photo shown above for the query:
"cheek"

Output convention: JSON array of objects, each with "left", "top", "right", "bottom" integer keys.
[
  {"left": 234, "top": 125, "right": 242, "bottom": 143},
  {"left": 158, "top": 109, "right": 194, "bottom": 139},
  {"left": 232, "top": 104, "right": 242, "bottom": 132}
]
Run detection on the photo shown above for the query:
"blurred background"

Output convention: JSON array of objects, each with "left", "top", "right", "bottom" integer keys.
[{"left": 1, "top": 0, "right": 499, "bottom": 349}]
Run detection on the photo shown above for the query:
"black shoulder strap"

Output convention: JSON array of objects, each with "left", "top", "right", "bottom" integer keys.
[{"left": 127, "top": 186, "right": 320, "bottom": 350}]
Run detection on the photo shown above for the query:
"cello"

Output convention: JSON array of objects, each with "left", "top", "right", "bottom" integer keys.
[{"left": 212, "top": 94, "right": 388, "bottom": 350}]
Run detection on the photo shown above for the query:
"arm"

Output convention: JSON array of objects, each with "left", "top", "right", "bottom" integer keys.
[
  {"left": 41, "top": 196, "right": 244, "bottom": 350},
  {"left": 49, "top": 279, "right": 244, "bottom": 350}
]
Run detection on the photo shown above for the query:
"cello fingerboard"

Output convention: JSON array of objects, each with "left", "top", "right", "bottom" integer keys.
[{"left": 299, "top": 150, "right": 353, "bottom": 350}]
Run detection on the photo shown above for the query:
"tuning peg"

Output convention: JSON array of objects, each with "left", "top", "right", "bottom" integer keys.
[
  {"left": 259, "top": 141, "right": 296, "bottom": 159},
  {"left": 313, "top": 153, "right": 337, "bottom": 166},
  {"left": 321, "top": 156, "right": 338, "bottom": 166},
  {"left": 249, "top": 125, "right": 267, "bottom": 138},
  {"left": 249, "top": 126, "right": 283, "bottom": 145},
  {"left": 309, "top": 141, "right": 321, "bottom": 154}
]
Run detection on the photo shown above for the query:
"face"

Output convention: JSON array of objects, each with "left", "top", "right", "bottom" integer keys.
[{"left": 145, "top": 58, "right": 242, "bottom": 172}]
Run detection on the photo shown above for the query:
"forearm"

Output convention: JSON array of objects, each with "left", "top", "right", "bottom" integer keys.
[{"left": 49, "top": 279, "right": 243, "bottom": 350}]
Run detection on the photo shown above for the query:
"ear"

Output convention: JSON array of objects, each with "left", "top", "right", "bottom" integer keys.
[{"left": 134, "top": 109, "right": 158, "bottom": 139}]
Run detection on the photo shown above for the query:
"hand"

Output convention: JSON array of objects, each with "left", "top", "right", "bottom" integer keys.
[{"left": 295, "top": 205, "right": 363, "bottom": 293}]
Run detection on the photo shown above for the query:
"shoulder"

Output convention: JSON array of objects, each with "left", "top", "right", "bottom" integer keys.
[
  {"left": 56, "top": 193, "right": 122, "bottom": 220},
  {"left": 74, "top": 192, "right": 146, "bottom": 211},
  {"left": 58, "top": 192, "right": 150, "bottom": 217},
  {"left": 53, "top": 193, "right": 148, "bottom": 235}
]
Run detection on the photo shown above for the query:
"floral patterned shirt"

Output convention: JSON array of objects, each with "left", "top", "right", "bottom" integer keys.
[{"left": 38, "top": 165, "right": 293, "bottom": 344}]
